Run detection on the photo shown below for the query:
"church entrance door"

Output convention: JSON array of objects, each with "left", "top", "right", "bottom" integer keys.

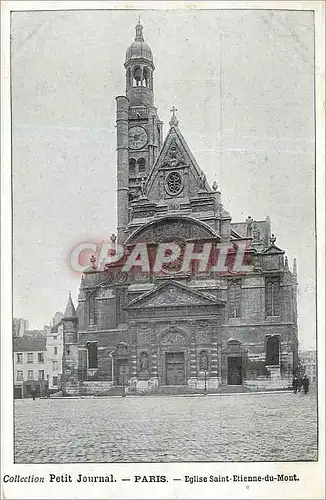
[
  {"left": 165, "top": 352, "right": 185, "bottom": 385},
  {"left": 227, "top": 357, "right": 243, "bottom": 385}
]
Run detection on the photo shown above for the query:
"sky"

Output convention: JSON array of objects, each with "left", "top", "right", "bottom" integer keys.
[{"left": 11, "top": 8, "right": 316, "bottom": 348}]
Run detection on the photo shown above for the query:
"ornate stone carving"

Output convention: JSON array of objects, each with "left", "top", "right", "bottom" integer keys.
[
  {"left": 160, "top": 330, "right": 187, "bottom": 345},
  {"left": 196, "top": 331, "right": 210, "bottom": 343},
  {"left": 130, "top": 219, "right": 215, "bottom": 244},
  {"left": 162, "top": 139, "right": 185, "bottom": 167},
  {"left": 98, "top": 288, "right": 115, "bottom": 299},
  {"left": 168, "top": 201, "right": 180, "bottom": 211},
  {"left": 139, "top": 352, "right": 149, "bottom": 371},
  {"left": 138, "top": 331, "right": 150, "bottom": 344},
  {"left": 116, "top": 272, "right": 128, "bottom": 283},
  {"left": 199, "top": 351, "right": 209, "bottom": 371},
  {"left": 143, "top": 287, "right": 196, "bottom": 307}
]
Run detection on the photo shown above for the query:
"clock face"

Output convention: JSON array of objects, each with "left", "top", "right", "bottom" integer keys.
[{"left": 129, "top": 126, "right": 148, "bottom": 150}]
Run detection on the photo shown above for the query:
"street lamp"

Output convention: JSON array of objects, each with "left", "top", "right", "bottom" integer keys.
[
  {"left": 108, "top": 350, "right": 115, "bottom": 384},
  {"left": 204, "top": 370, "right": 207, "bottom": 396},
  {"left": 121, "top": 366, "right": 126, "bottom": 397}
]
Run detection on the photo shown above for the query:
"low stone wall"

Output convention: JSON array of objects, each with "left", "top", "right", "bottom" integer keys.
[{"left": 79, "top": 381, "right": 115, "bottom": 396}]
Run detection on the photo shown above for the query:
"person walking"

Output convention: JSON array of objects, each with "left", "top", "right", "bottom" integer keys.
[
  {"left": 302, "top": 374, "right": 310, "bottom": 395},
  {"left": 292, "top": 375, "right": 299, "bottom": 394}
]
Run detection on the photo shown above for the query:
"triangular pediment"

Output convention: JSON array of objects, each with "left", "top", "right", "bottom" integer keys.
[
  {"left": 145, "top": 126, "right": 211, "bottom": 196},
  {"left": 127, "top": 280, "right": 225, "bottom": 309},
  {"left": 263, "top": 244, "right": 285, "bottom": 255}
]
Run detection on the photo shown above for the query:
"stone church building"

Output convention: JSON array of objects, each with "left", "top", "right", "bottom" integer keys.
[{"left": 61, "top": 22, "right": 298, "bottom": 395}]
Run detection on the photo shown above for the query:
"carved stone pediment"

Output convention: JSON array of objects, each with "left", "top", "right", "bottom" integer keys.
[
  {"left": 161, "top": 139, "right": 186, "bottom": 168},
  {"left": 126, "top": 216, "right": 218, "bottom": 244},
  {"left": 127, "top": 281, "right": 225, "bottom": 309}
]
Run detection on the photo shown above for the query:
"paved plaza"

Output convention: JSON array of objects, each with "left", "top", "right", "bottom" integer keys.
[{"left": 14, "top": 391, "right": 318, "bottom": 463}]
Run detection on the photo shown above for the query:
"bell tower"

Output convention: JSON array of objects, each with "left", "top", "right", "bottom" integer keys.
[{"left": 116, "top": 20, "right": 163, "bottom": 242}]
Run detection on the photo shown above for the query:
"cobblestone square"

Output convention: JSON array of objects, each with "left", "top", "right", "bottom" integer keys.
[{"left": 14, "top": 392, "right": 317, "bottom": 463}]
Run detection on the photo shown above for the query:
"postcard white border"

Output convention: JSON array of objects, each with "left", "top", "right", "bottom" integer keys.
[{"left": 1, "top": 1, "right": 325, "bottom": 499}]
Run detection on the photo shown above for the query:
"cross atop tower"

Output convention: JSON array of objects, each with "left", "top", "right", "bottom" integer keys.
[{"left": 169, "top": 106, "right": 179, "bottom": 127}]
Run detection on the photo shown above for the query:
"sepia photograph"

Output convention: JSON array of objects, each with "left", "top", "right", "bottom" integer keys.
[{"left": 1, "top": 1, "right": 325, "bottom": 499}]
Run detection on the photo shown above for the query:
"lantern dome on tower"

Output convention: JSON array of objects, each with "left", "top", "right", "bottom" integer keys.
[{"left": 125, "top": 21, "right": 153, "bottom": 65}]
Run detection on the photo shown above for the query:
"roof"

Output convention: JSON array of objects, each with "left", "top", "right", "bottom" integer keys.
[
  {"left": 125, "top": 23, "right": 153, "bottom": 64},
  {"left": 51, "top": 321, "right": 63, "bottom": 333},
  {"left": 14, "top": 335, "right": 46, "bottom": 352},
  {"left": 126, "top": 41, "right": 153, "bottom": 63},
  {"left": 63, "top": 292, "right": 76, "bottom": 318}
]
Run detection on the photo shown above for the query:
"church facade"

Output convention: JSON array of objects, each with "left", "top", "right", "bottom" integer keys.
[{"left": 61, "top": 22, "right": 298, "bottom": 395}]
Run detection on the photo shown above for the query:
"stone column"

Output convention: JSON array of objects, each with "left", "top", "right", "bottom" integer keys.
[
  {"left": 209, "top": 327, "right": 219, "bottom": 388},
  {"left": 188, "top": 322, "right": 197, "bottom": 389},
  {"left": 116, "top": 96, "right": 129, "bottom": 244}
]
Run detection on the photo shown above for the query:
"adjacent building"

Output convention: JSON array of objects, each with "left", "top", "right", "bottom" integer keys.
[
  {"left": 299, "top": 349, "right": 317, "bottom": 384},
  {"left": 12, "top": 318, "right": 29, "bottom": 338},
  {"left": 46, "top": 320, "right": 64, "bottom": 391},
  {"left": 52, "top": 312, "right": 64, "bottom": 327},
  {"left": 58, "top": 22, "right": 299, "bottom": 395},
  {"left": 13, "top": 335, "right": 47, "bottom": 398}
]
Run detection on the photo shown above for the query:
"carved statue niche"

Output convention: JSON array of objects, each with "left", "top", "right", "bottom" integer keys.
[
  {"left": 199, "top": 351, "right": 209, "bottom": 371},
  {"left": 199, "top": 171, "right": 207, "bottom": 191},
  {"left": 139, "top": 352, "right": 149, "bottom": 371}
]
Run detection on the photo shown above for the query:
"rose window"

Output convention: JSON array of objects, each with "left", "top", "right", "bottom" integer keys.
[{"left": 165, "top": 171, "right": 183, "bottom": 196}]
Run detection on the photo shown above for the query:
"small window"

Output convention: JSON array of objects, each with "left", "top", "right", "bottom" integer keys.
[
  {"left": 53, "top": 335, "right": 57, "bottom": 341},
  {"left": 143, "top": 67, "right": 149, "bottom": 87},
  {"left": 38, "top": 352, "right": 44, "bottom": 363},
  {"left": 52, "top": 361, "right": 58, "bottom": 371},
  {"left": 265, "top": 277, "right": 281, "bottom": 316},
  {"left": 133, "top": 66, "right": 141, "bottom": 86},
  {"left": 52, "top": 376, "right": 58, "bottom": 386},
  {"left": 16, "top": 353, "right": 23, "bottom": 364},
  {"left": 27, "top": 370, "right": 34, "bottom": 380},
  {"left": 16, "top": 370, "right": 24, "bottom": 381},
  {"left": 54, "top": 347, "right": 58, "bottom": 355},
  {"left": 87, "top": 342, "right": 98, "bottom": 369},
  {"left": 27, "top": 353, "right": 33, "bottom": 363},
  {"left": 38, "top": 370, "right": 44, "bottom": 380},
  {"left": 88, "top": 292, "right": 97, "bottom": 325},
  {"left": 129, "top": 158, "right": 136, "bottom": 175},
  {"left": 138, "top": 158, "right": 146, "bottom": 172},
  {"left": 66, "top": 346, "right": 70, "bottom": 355}
]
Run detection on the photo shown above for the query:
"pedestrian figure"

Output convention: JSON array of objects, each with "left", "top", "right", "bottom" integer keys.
[
  {"left": 292, "top": 375, "right": 299, "bottom": 394},
  {"left": 298, "top": 376, "right": 302, "bottom": 392},
  {"left": 302, "top": 374, "right": 310, "bottom": 395},
  {"left": 32, "top": 389, "right": 36, "bottom": 401}
]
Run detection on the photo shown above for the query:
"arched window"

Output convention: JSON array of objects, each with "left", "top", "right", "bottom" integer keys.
[
  {"left": 266, "top": 336, "right": 280, "bottom": 365},
  {"left": 265, "top": 277, "right": 280, "bottom": 316},
  {"left": 133, "top": 66, "right": 141, "bottom": 86},
  {"left": 87, "top": 342, "right": 98, "bottom": 369},
  {"left": 88, "top": 292, "right": 97, "bottom": 326},
  {"left": 126, "top": 68, "right": 132, "bottom": 88},
  {"left": 129, "top": 158, "right": 136, "bottom": 175},
  {"left": 138, "top": 158, "right": 146, "bottom": 173},
  {"left": 143, "top": 67, "right": 149, "bottom": 87},
  {"left": 227, "top": 280, "right": 242, "bottom": 318}
]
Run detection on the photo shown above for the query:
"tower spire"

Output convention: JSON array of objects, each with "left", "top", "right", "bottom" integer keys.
[
  {"left": 64, "top": 291, "right": 76, "bottom": 319},
  {"left": 135, "top": 18, "right": 144, "bottom": 42}
]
